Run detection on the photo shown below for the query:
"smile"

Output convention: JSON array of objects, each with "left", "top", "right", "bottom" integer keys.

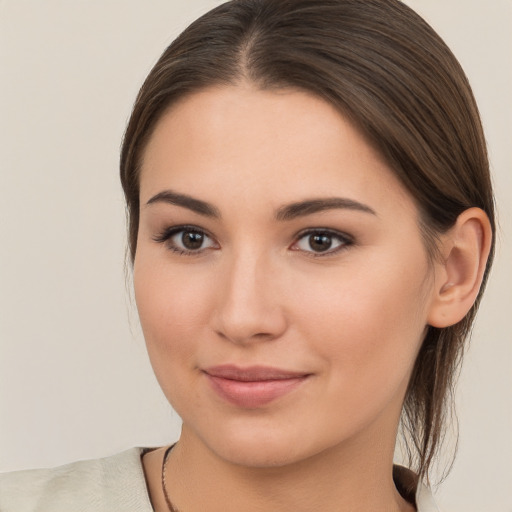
[{"left": 203, "top": 365, "right": 311, "bottom": 408}]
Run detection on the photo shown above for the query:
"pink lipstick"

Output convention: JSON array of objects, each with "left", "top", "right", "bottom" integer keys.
[{"left": 203, "top": 365, "right": 310, "bottom": 408}]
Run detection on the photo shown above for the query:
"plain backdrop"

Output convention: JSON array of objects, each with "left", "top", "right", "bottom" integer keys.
[{"left": 0, "top": 1, "right": 511, "bottom": 511}]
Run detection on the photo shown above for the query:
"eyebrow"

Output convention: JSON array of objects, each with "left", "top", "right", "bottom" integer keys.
[
  {"left": 275, "top": 197, "right": 376, "bottom": 221},
  {"left": 146, "top": 190, "right": 221, "bottom": 218},
  {"left": 145, "top": 189, "right": 376, "bottom": 220}
]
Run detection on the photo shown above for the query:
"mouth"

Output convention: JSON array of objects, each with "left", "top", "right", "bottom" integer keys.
[{"left": 203, "top": 365, "right": 311, "bottom": 408}]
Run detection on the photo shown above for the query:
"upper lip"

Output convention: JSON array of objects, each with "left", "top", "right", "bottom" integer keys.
[{"left": 203, "top": 365, "right": 310, "bottom": 382}]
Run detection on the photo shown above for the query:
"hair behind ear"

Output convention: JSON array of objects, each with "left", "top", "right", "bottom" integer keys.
[{"left": 401, "top": 207, "right": 493, "bottom": 482}]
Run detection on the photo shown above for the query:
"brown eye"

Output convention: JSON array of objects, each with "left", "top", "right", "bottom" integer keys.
[
  {"left": 169, "top": 228, "right": 217, "bottom": 253},
  {"left": 292, "top": 229, "right": 352, "bottom": 255},
  {"left": 181, "top": 231, "right": 205, "bottom": 250},
  {"left": 153, "top": 226, "right": 218, "bottom": 255},
  {"left": 308, "top": 234, "right": 333, "bottom": 252}
]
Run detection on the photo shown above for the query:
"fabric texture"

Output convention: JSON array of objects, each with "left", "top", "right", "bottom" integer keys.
[
  {"left": 0, "top": 449, "right": 153, "bottom": 512},
  {"left": 0, "top": 448, "right": 441, "bottom": 511}
]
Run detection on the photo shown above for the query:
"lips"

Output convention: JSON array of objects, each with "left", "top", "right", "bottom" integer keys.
[{"left": 203, "top": 365, "right": 310, "bottom": 408}]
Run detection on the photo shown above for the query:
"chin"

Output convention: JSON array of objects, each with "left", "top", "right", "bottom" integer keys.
[
  {"left": 194, "top": 420, "right": 335, "bottom": 469},
  {"left": 217, "top": 441, "right": 305, "bottom": 468}
]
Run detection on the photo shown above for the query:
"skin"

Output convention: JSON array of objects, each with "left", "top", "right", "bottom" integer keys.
[{"left": 134, "top": 85, "right": 450, "bottom": 512}]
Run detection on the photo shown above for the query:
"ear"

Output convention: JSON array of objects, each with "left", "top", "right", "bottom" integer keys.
[{"left": 427, "top": 207, "right": 492, "bottom": 328}]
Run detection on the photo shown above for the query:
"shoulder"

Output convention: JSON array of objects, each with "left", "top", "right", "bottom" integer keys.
[
  {"left": 0, "top": 448, "right": 153, "bottom": 512},
  {"left": 393, "top": 465, "right": 443, "bottom": 512},
  {"left": 416, "top": 480, "right": 443, "bottom": 512}
]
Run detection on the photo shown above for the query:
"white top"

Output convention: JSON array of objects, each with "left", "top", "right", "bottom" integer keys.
[{"left": 0, "top": 448, "right": 441, "bottom": 511}]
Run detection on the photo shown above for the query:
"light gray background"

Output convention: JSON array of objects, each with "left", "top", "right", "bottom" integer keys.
[{"left": 1, "top": 1, "right": 511, "bottom": 511}]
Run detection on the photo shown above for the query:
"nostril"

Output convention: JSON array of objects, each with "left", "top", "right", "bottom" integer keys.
[
  {"left": 212, "top": 302, "right": 288, "bottom": 345},
  {"left": 213, "top": 322, "right": 284, "bottom": 346}
]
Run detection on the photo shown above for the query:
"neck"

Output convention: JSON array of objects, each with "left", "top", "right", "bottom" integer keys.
[{"left": 152, "top": 424, "right": 415, "bottom": 512}]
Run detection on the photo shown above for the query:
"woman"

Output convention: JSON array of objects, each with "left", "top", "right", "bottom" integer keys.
[{"left": 0, "top": 0, "right": 496, "bottom": 510}]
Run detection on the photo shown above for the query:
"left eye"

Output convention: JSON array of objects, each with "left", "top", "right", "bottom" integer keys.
[{"left": 292, "top": 230, "right": 352, "bottom": 255}]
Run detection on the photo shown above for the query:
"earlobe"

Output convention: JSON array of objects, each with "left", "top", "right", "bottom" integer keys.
[{"left": 427, "top": 207, "right": 492, "bottom": 328}]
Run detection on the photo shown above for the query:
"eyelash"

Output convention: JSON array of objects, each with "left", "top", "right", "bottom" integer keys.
[
  {"left": 291, "top": 228, "right": 354, "bottom": 257},
  {"left": 152, "top": 225, "right": 217, "bottom": 256},
  {"left": 152, "top": 225, "right": 354, "bottom": 258}
]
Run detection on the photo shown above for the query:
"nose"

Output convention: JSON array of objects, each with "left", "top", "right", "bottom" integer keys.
[{"left": 212, "top": 251, "right": 288, "bottom": 345}]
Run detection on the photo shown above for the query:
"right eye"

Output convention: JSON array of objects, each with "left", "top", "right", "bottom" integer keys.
[{"left": 153, "top": 226, "right": 218, "bottom": 255}]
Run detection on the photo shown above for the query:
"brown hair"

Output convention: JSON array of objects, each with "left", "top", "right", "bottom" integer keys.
[{"left": 120, "top": 0, "right": 495, "bottom": 482}]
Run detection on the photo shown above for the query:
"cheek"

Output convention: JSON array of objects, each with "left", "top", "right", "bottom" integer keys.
[
  {"left": 133, "top": 256, "right": 221, "bottom": 417},
  {"left": 133, "top": 255, "right": 213, "bottom": 372},
  {"left": 291, "top": 248, "right": 431, "bottom": 396}
]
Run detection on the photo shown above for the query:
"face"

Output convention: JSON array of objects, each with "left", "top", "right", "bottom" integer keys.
[{"left": 134, "top": 85, "right": 436, "bottom": 468}]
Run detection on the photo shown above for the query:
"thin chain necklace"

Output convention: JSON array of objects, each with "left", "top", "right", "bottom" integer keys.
[
  {"left": 161, "top": 444, "right": 180, "bottom": 512},
  {"left": 161, "top": 445, "right": 413, "bottom": 512}
]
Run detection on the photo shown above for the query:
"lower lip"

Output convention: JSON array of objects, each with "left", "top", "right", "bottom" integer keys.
[{"left": 206, "top": 374, "right": 309, "bottom": 408}]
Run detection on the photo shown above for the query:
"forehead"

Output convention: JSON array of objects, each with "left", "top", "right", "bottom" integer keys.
[{"left": 139, "top": 85, "right": 415, "bottom": 216}]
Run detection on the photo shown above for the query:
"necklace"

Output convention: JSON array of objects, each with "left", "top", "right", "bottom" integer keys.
[
  {"left": 161, "top": 444, "right": 180, "bottom": 512},
  {"left": 161, "top": 445, "right": 414, "bottom": 512}
]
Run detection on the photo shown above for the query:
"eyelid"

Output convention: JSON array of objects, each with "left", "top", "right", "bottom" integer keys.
[
  {"left": 152, "top": 224, "right": 219, "bottom": 255},
  {"left": 152, "top": 224, "right": 354, "bottom": 257},
  {"left": 290, "top": 228, "right": 354, "bottom": 256}
]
